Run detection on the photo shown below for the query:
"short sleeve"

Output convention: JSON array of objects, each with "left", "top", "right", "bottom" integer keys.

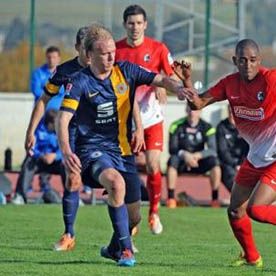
[
  {"left": 122, "top": 61, "right": 156, "bottom": 87},
  {"left": 44, "top": 67, "right": 64, "bottom": 97}
]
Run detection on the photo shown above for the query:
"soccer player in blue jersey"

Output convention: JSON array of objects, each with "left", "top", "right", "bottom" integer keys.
[
  {"left": 56, "top": 23, "right": 185, "bottom": 267},
  {"left": 24, "top": 26, "right": 144, "bottom": 252},
  {"left": 24, "top": 26, "right": 90, "bottom": 251}
]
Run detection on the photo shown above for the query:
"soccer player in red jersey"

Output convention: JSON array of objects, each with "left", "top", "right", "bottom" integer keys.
[
  {"left": 176, "top": 39, "right": 276, "bottom": 268},
  {"left": 116, "top": 4, "right": 175, "bottom": 234}
]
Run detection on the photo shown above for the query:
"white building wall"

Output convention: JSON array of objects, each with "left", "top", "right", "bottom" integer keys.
[
  {"left": 0, "top": 93, "right": 228, "bottom": 170},
  {"left": 0, "top": 93, "right": 33, "bottom": 168}
]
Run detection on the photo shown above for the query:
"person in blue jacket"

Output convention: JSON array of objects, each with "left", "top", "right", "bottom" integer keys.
[
  {"left": 31, "top": 46, "right": 64, "bottom": 110},
  {"left": 12, "top": 109, "right": 66, "bottom": 204}
]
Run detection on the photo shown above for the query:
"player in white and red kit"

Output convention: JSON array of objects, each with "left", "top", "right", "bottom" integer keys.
[
  {"left": 176, "top": 39, "right": 276, "bottom": 268},
  {"left": 116, "top": 4, "right": 174, "bottom": 234}
]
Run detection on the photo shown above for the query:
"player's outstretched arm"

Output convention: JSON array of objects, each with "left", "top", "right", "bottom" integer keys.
[
  {"left": 56, "top": 110, "right": 81, "bottom": 175},
  {"left": 151, "top": 74, "right": 185, "bottom": 100},
  {"left": 183, "top": 88, "right": 216, "bottom": 110},
  {"left": 25, "top": 93, "right": 51, "bottom": 154},
  {"left": 172, "top": 60, "right": 216, "bottom": 110}
]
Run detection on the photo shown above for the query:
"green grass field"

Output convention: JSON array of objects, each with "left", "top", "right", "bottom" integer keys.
[{"left": 0, "top": 205, "right": 275, "bottom": 276}]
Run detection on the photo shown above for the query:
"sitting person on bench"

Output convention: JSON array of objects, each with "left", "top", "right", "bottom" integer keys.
[
  {"left": 166, "top": 105, "right": 221, "bottom": 208},
  {"left": 12, "top": 109, "right": 66, "bottom": 204}
]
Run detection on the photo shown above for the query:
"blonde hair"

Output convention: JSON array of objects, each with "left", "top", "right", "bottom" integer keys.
[{"left": 84, "top": 23, "right": 113, "bottom": 52}]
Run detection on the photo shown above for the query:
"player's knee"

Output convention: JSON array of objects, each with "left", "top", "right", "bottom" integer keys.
[
  {"left": 167, "top": 155, "right": 180, "bottom": 169},
  {"left": 65, "top": 172, "right": 82, "bottom": 192},
  {"left": 209, "top": 156, "right": 220, "bottom": 167},
  {"left": 108, "top": 176, "right": 125, "bottom": 204},
  {"left": 211, "top": 165, "right": 221, "bottom": 175},
  {"left": 147, "top": 163, "right": 160, "bottom": 174},
  {"left": 110, "top": 176, "right": 125, "bottom": 194},
  {"left": 227, "top": 206, "right": 245, "bottom": 219},
  {"left": 129, "top": 214, "right": 141, "bottom": 229}
]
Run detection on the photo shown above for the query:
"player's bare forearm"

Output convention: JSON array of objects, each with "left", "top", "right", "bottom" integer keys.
[
  {"left": 132, "top": 99, "right": 145, "bottom": 153},
  {"left": 184, "top": 88, "right": 216, "bottom": 110},
  {"left": 56, "top": 111, "right": 73, "bottom": 156},
  {"left": 132, "top": 99, "right": 143, "bottom": 132},
  {"left": 183, "top": 78, "right": 193, "bottom": 89},
  {"left": 26, "top": 94, "right": 50, "bottom": 135},
  {"left": 56, "top": 111, "right": 82, "bottom": 174},
  {"left": 25, "top": 94, "right": 50, "bottom": 152},
  {"left": 152, "top": 74, "right": 185, "bottom": 100}
]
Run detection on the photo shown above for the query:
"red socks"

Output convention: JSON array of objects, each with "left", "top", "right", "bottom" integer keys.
[
  {"left": 229, "top": 215, "right": 260, "bottom": 262},
  {"left": 147, "top": 172, "right": 162, "bottom": 214},
  {"left": 247, "top": 205, "right": 276, "bottom": 225}
]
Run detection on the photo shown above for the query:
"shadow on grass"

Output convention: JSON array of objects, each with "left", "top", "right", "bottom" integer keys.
[
  {"left": 1, "top": 258, "right": 276, "bottom": 273},
  {"left": 138, "top": 260, "right": 276, "bottom": 273},
  {"left": 0, "top": 245, "right": 51, "bottom": 251},
  {"left": 0, "top": 259, "right": 116, "bottom": 266}
]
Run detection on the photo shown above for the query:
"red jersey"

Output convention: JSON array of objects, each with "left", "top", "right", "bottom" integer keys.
[
  {"left": 116, "top": 37, "right": 174, "bottom": 128},
  {"left": 209, "top": 67, "right": 276, "bottom": 167}
]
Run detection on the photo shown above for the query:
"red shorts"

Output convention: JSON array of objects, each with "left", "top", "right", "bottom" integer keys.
[
  {"left": 235, "top": 159, "right": 276, "bottom": 191},
  {"left": 144, "top": 122, "right": 163, "bottom": 151}
]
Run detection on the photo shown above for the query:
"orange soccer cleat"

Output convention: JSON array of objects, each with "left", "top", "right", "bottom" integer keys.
[
  {"left": 211, "top": 200, "right": 221, "bottom": 208},
  {"left": 166, "top": 198, "right": 177, "bottom": 209},
  {"left": 53, "top": 233, "right": 76, "bottom": 251}
]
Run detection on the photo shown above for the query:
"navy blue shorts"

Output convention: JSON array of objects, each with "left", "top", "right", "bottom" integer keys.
[{"left": 81, "top": 152, "right": 141, "bottom": 204}]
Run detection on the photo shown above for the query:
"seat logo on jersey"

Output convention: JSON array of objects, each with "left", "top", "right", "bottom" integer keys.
[
  {"left": 116, "top": 83, "right": 128, "bottom": 94},
  {"left": 233, "top": 106, "right": 264, "bottom": 121},
  {"left": 144, "top": 53, "right": 150, "bottom": 62},
  {"left": 257, "top": 91, "right": 265, "bottom": 101},
  {"left": 95, "top": 102, "right": 116, "bottom": 124},
  {"left": 97, "top": 102, "right": 114, "bottom": 118}
]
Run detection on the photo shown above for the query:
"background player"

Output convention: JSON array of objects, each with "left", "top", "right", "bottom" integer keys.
[
  {"left": 176, "top": 39, "right": 276, "bottom": 268},
  {"left": 116, "top": 4, "right": 175, "bottom": 234},
  {"left": 24, "top": 26, "right": 90, "bottom": 251}
]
